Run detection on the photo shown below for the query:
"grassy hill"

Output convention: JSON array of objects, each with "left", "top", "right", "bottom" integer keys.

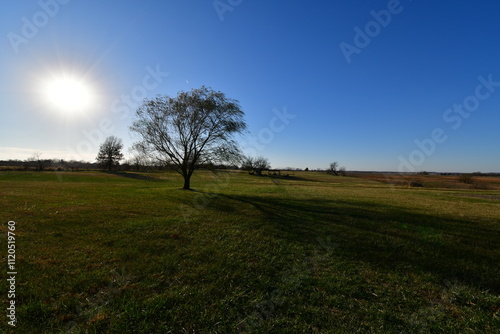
[{"left": 1, "top": 170, "right": 499, "bottom": 333}]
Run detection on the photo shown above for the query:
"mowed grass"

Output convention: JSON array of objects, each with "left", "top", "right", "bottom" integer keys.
[{"left": 0, "top": 170, "right": 499, "bottom": 333}]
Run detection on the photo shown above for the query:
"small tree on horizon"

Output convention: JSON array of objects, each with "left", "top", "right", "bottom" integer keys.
[
  {"left": 328, "top": 162, "right": 339, "bottom": 175},
  {"left": 96, "top": 136, "right": 124, "bottom": 171},
  {"left": 253, "top": 157, "right": 271, "bottom": 176},
  {"left": 328, "top": 162, "right": 346, "bottom": 176},
  {"left": 26, "top": 152, "right": 45, "bottom": 171},
  {"left": 242, "top": 156, "right": 270, "bottom": 176},
  {"left": 128, "top": 143, "right": 149, "bottom": 171},
  {"left": 241, "top": 156, "right": 255, "bottom": 173}
]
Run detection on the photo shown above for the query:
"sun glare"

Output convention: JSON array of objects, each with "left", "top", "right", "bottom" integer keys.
[{"left": 42, "top": 75, "right": 95, "bottom": 114}]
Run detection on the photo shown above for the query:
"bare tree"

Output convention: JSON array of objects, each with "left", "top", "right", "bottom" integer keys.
[
  {"left": 33, "top": 152, "right": 44, "bottom": 171},
  {"left": 327, "top": 162, "right": 347, "bottom": 176},
  {"left": 241, "top": 156, "right": 255, "bottom": 173},
  {"left": 130, "top": 86, "right": 247, "bottom": 190},
  {"left": 253, "top": 156, "right": 270, "bottom": 176},
  {"left": 96, "top": 136, "right": 124, "bottom": 171},
  {"left": 128, "top": 143, "right": 149, "bottom": 171},
  {"left": 242, "top": 156, "right": 270, "bottom": 176},
  {"left": 25, "top": 152, "right": 45, "bottom": 171},
  {"left": 328, "top": 162, "right": 339, "bottom": 175}
]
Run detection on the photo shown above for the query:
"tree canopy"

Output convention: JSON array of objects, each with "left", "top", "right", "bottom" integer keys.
[
  {"left": 242, "top": 156, "right": 271, "bottom": 176},
  {"left": 96, "top": 136, "right": 124, "bottom": 171},
  {"left": 130, "top": 86, "right": 247, "bottom": 189}
]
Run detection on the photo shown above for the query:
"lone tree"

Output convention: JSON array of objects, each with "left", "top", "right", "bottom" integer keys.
[
  {"left": 328, "top": 162, "right": 339, "bottom": 175},
  {"left": 130, "top": 86, "right": 247, "bottom": 190},
  {"left": 96, "top": 136, "right": 124, "bottom": 171},
  {"left": 254, "top": 157, "right": 271, "bottom": 176},
  {"left": 27, "top": 152, "right": 45, "bottom": 171},
  {"left": 241, "top": 156, "right": 254, "bottom": 173},
  {"left": 327, "top": 161, "right": 346, "bottom": 176},
  {"left": 241, "top": 156, "right": 271, "bottom": 176}
]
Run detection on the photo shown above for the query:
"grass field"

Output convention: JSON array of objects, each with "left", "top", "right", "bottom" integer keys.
[{"left": 1, "top": 170, "right": 499, "bottom": 333}]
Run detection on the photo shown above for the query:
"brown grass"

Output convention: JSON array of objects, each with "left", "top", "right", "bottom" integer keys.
[{"left": 350, "top": 172, "right": 500, "bottom": 190}]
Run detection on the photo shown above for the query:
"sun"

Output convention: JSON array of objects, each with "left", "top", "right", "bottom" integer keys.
[{"left": 42, "top": 75, "right": 95, "bottom": 114}]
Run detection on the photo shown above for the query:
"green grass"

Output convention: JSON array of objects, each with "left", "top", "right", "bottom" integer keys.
[{"left": 0, "top": 170, "right": 499, "bottom": 333}]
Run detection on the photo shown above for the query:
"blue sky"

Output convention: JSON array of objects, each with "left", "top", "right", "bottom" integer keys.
[{"left": 1, "top": 0, "right": 500, "bottom": 172}]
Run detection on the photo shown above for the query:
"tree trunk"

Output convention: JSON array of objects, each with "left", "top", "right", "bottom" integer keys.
[{"left": 183, "top": 174, "right": 191, "bottom": 190}]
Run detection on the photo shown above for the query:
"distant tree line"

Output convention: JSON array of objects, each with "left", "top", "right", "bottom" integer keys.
[
  {"left": 0, "top": 159, "right": 98, "bottom": 171},
  {"left": 0, "top": 155, "right": 347, "bottom": 175}
]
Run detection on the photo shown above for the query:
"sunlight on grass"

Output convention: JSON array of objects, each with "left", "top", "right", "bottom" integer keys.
[{"left": 0, "top": 170, "right": 498, "bottom": 332}]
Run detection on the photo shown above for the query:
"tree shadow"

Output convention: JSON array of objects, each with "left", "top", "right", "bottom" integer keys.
[
  {"left": 211, "top": 193, "right": 500, "bottom": 293},
  {"left": 103, "top": 171, "right": 165, "bottom": 182},
  {"left": 247, "top": 174, "right": 324, "bottom": 183},
  {"left": 270, "top": 175, "right": 323, "bottom": 182}
]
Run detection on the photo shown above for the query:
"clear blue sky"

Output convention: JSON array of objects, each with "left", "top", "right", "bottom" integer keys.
[{"left": 1, "top": 0, "right": 500, "bottom": 172}]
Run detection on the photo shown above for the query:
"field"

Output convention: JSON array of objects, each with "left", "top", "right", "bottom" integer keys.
[
  {"left": 0, "top": 170, "right": 499, "bottom": 333},
  {"left": 351, "top": 172, "right": 500, "bottom": 191}
]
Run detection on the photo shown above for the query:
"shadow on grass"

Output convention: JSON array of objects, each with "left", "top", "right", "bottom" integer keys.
[
  {"left": 211, "top": 193, "right": 500, "bottom": 293},
  {"left": 103, "top": 171, "right": 165, "bottom": 182},
  {"left": 265, "top": 174, "right": 324, "bottom": 183}
]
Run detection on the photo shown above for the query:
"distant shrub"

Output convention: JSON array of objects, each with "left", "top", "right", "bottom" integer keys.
[
  {"left": 409, "top": 181, "right": 424, "bottom": 188},
  {"left": 458, "top": 174, "right": 474, "bottom": 184}
]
